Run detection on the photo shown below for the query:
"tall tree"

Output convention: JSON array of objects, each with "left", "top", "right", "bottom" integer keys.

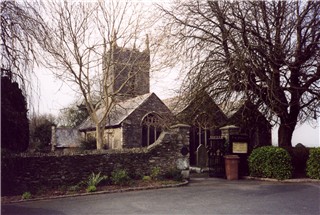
[
  {"left": 38, "top": 0, "right": 157, "bottom": 149},
  {"left": 159, "top": 1, "right": 320, "bottom": 147},
  {"left": 1, "top": 0, "right": 45, "bottom": 102},
  {"left": 1, "top": 0, "right": 46, "bottom": 152},
  {"left": 1, "top": 75, "right": 29, "bottom": 152}
]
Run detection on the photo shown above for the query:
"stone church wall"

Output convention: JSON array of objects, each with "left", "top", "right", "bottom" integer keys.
[
  {"left": 1, "top": 124, "right": 190, "bottom": 196},
  {"left": 122, "top": 93, "right": 174, "bottom": 148}
]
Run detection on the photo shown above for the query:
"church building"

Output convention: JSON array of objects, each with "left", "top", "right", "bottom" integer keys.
[
  {"left": 78, "top": 35, "right": 173, "bottom": 149},
  {"left": 76, "top": 35, "right": 271, "bottom": 167}
]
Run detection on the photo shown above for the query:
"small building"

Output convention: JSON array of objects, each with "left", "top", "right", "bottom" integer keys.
[
  {"left": 78, "top": 35, "right": 174, "bottom": 149},
  {"left": 78, "top": 93, "right": 173, "bottom": 149}
]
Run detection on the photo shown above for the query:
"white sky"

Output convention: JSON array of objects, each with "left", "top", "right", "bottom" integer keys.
[{"left": 35, "top": 65, "right": 182, "bottom": 115}]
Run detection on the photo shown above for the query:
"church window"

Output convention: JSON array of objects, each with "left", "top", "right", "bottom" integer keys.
[
  {"left": 141, "top": 113, "right": 163, "bottom": 147},
  {"left": 194, "top": 112, "right": 211, "bottom": 147}
]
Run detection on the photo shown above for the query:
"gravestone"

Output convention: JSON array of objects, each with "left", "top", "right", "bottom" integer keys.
[{"left": 196, "top": 144, "right": 208, "bottom": 168}]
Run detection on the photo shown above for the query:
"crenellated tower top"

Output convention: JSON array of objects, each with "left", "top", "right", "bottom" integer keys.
[{"left": 104, "top": 34, "right": 150, "bottom": 101}]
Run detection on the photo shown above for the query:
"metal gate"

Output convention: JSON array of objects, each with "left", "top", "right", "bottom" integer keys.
[{"left": 208, "top": 136, "right": 226, "bottom": 177}]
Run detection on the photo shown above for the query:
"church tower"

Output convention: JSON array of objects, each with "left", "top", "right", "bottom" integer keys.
[{"left": 104, "top": 34, "right": 150, "bottom": 101}]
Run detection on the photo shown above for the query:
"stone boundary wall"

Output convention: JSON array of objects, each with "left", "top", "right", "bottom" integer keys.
[{"left": 1, "top": 124, "right": 190, "bottom": 196}]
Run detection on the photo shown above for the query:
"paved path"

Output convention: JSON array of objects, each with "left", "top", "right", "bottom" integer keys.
[{"left": 2, "top": 178, "right": 320, "bottom": 215}]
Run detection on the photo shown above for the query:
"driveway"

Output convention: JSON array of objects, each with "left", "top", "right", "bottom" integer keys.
[{"left": 2, "top": 178, "right": 320, "bottom": 215}]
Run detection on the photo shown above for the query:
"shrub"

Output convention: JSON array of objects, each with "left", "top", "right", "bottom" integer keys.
[
  {"left": 68, "top": 185, "right": 81, "bottom": 192},
  {"left": 111, "top": 169, "right": 131, "bottom": 185},
  {"left": 142, "top": 176, "right": 151, "bottom": 181},
  {"left": 306, "top": 148, "right": 320, "bottom": 179},
  {"left": 81, "top": 172, "right": 108, "bottom": 192},
  {"left": 150, "top": 167, "right": 161, "bottom": 180},
  {"left": 86, "top": 185, "right": 97, "bottom": 193},
  {"left": 248, "top": 146, "right": 293, "bottom": 180},
  {"left": 86, "top": 172, "right": 108, "bottom": 187},
  {"left": 32, "top": 122, "right": 55, "bottom": 151},
  {"left": 22, "top": 192, "right": 32, "bottom": 200},
  {"left": 162, "top": 168, "right": 183, "bottom": 181}
]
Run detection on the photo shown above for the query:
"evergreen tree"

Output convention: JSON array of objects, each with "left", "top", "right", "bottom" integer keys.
[{"left": 1, "top": 75, "right": 29, "bottom": 152}]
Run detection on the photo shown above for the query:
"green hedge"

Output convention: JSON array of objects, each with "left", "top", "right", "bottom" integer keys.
[
  {"left": 306, "top": 148, "right": 320, "bottom": 179},
  {"left": 248, "top": 146, "right": 293, "bottom": 180}
]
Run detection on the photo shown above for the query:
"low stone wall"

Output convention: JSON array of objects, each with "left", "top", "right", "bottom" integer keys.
[{"left": 1, "top": 124, "right": 190, "bottom": 196}]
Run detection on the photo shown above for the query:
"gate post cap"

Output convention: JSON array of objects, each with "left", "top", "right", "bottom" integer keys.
[{"left": 224, "top": 155, "right": 240, "bottom": 159}]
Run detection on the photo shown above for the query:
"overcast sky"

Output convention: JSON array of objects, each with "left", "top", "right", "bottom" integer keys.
[{"left": 35, "top": 65, "right": 181, "bottom": 115}]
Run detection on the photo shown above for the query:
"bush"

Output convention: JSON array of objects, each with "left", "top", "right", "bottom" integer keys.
[
  {"left": 162, "top": 168, "right": 183, "bottom": 181},
  {"left": 68, "top": 185, "right": 81, "bottom": 192},
  {"left": 33, "top": 122, "right": 54, "bottom": 150},
  {"left": 142, "top": 176, "right": 151, "bottom": 181},
  {"left": 248, "top": 146, "right": 293, "bottom": 180},
  {"left": 86, "top": 172, "right": 108, "bottom": 187},
  {"left": 306, "top": 148, "right": 320, "bottom": 179},
  {"left": 22, "top": 192, "right": 32, "bottom": 200},
  {"left": 86, "top": 185, "right": 97, "bottom": 193},
  {"left": 150, "top": 167, "right": 161, "bottom": 180},
  {"left": 111, "top": 169, "right": 131, "bottom": 185}
]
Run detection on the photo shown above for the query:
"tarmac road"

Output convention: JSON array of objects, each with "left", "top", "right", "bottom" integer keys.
[{"left": 2, "top": 178, "right": 320, "bottom": 215}]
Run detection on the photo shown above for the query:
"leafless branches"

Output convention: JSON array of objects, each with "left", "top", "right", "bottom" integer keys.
[
  {"left": 1, "top": 0, "right": 46, "bottom": 107},
  {"left": 159, "top": 0, "right": 320, "bottom": 146},
  {"left": 38, "top": 0, "right": 158, "bottom": 149}
]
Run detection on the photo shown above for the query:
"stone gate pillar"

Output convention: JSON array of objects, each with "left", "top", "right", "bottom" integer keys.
[
  {"left": 220, "top": 125, "right": 240, "bottom": 153},
  {"left": 170, "top": 124, "right": 190, "bottom": 179},
  {"left": 51, "top": 125, "right": 57, "bottom": 152},
  {"left": 220, "top": 125, "right": 240, "bottom": 141}
]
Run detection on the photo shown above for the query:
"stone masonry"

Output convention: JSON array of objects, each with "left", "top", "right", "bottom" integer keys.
[{"left": 1, "top": 124, "right": 190, "bottom": 196}]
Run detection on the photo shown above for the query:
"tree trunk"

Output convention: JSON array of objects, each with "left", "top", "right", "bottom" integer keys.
[
  {"left": 278, "top": 121, "right": 295, "bottom": 148},
  {"left": 96, "top": 125, "right": 104, "bottom": 150}
]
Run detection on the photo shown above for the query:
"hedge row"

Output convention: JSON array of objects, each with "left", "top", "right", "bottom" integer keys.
[
  {"left": 306, "top": 148, "right": 320, "bottom": 179},
  {"left": 248, "top": 146, "right": 320, "bottom": 180},
  {"left": 248, "top": 146, "right": 293, "bottom": 180}
]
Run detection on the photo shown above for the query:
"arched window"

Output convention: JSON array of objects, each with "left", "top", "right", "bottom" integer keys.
[
  {"left": 141, "top": 113, "right": 163, "bottom": 147},
  {"left": 194, "top": 112, "right": 212, "bottom": 147}
]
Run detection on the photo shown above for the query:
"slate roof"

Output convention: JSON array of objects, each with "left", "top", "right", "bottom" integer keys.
[
  {"left": 78, "top": 93, "right": 153, "bottom": 131},
  {"left": 55, "top": 128, "right": 81, "bottom": 148},
  {"left": 163, "top": 95, "right": 245, "bottom": 118},
  {"left": 218, "top": 100, "right": 246, "bottom": 118},
  {"left": 162, "top": 96, "right": 189, "bottom": 115}
]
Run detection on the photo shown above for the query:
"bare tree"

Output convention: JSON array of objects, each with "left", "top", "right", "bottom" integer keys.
[
  {"left": 39, "top": 0, "right": 157, "bottom": 149},
  {"left": 159, "top": 1, "right": 320, "bottom": 147},
  {"left": 1, "top": 0, "right": 45, "bottom": 107}
]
